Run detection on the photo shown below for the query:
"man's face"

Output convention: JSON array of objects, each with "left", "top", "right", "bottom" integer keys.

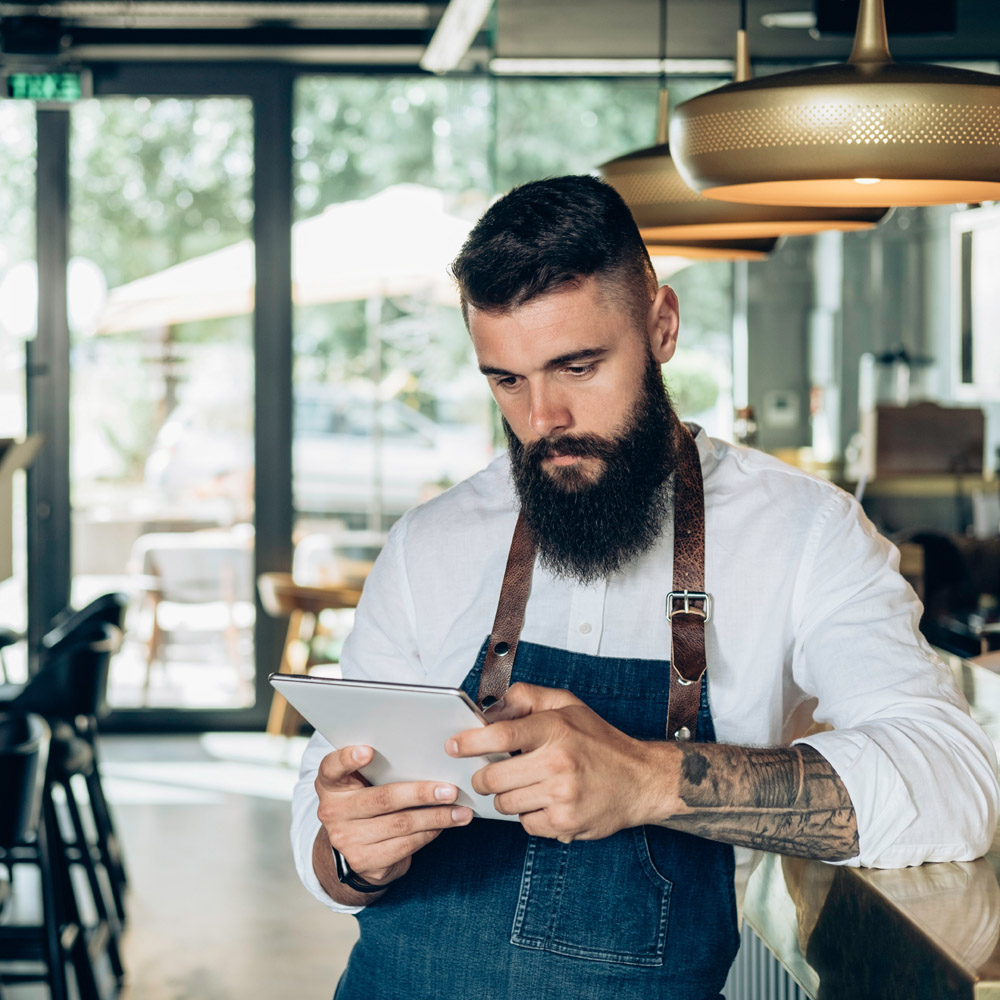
[
  {"left": 470, "top": 277, "right": 681, "bottom": 581},
  {"left": 469, "top": 276, "right": 678, "bottom": 476}
]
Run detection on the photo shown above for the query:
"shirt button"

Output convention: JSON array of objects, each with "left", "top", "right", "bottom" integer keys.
[{"left": 578, "top": 622, "right": 592, "bottom": 635}]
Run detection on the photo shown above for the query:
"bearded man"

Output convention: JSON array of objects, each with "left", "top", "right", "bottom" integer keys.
[{"left": 291, "top": 175, "right": 998, "bottom": 1000}]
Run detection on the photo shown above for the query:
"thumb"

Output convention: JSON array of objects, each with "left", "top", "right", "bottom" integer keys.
[{"left": 485, "top": 682, "right": 582, "bottom": 721}]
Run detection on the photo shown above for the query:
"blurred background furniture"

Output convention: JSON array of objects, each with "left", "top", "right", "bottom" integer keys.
[
  {"left": 129, "top": 526, "right": 255, "bottom": 701},
  {"left": 258, "top": 572, "right": 362, "bottom": 737},
  {"left": 0, "top": 628, "right": 20, "bottom": 685},
  {"left": 291, "top": 530, "right": 383, "bottom": 589},
  {"left": 0, "top": 594, "right": 129, "bottom": 927},
  {"left": 0, "top": 710, "right": 111, "bottom": 1000},
  {"left": 901, "top": 532, "right": 1000, "bottom": 662}
]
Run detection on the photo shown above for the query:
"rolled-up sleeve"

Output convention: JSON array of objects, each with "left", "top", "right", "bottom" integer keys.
[
  {"left": 790, "top": 491, "right": 999, "bottom": 868},
  {"left": 289, "top": 516, "right": 422, "bottom": 913}
]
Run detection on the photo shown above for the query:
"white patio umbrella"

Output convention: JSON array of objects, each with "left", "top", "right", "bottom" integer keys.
[{"left": 95, "top": 184, "right": 476, "bottom": 335}]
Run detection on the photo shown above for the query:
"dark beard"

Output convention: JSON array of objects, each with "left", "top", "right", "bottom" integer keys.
[{"left": 505, "top": 354, "right": 677, "bottom": 583}]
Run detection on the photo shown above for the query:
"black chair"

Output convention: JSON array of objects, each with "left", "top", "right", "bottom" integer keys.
[
  {"left": 0, "top": 710, "right": 105, "bottom": 1000},
  {"left": 7, "top": 592, "right": 130, "bottom": 917},
  {"left": 0, "top": 629, "right": 21, "bottom": 685}
]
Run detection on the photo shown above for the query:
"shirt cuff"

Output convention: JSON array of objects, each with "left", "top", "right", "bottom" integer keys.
[
  {"left": 290, "top": 734, "right": 364, "bottom": 915},
  {"left": 794, "top": 727, "right": 918, "bottom": 868}
]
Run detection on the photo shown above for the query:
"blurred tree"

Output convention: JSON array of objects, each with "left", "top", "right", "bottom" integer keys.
[
  {"left": 0, "top": 106, "right": 36, "bottom": 271},
  {"left": 69, "top": 98, "right": 255, "bottom": 489},
  {"left": 293, "top": 77, "right": 491, "bottom": 218},
  {"left": 71, "top": 97, "right": 254, "bottom": 289}
]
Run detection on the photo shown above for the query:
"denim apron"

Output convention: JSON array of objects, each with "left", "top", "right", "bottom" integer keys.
[{"left": 334, "top": 637, "right": 740, "bottom": 1000}]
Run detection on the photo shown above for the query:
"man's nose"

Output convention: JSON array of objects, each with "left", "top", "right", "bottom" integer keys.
[{"left": 528, "top": 381, "right": 571, "bottom": 438}]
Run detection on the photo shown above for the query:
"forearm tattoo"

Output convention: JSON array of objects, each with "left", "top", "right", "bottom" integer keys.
[{"left": 662, "top": 744, "right": 859, "bottom": 861}]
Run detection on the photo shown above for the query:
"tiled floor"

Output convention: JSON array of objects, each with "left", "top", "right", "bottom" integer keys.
[{"left": 1, "top": 733, "right": 359, "bottom": 1000}]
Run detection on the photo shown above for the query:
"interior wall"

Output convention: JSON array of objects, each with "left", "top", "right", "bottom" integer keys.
[
  {"left": 745, "top": 239, "right": 814, "bottom": 454},
  {"left": 745, "top": 204, "right": 1000, "bottom": 482}
]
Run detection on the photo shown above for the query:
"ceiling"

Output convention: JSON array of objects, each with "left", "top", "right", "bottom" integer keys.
[{"left": 0, "top": 0, "right": 998, "bottom": 68}]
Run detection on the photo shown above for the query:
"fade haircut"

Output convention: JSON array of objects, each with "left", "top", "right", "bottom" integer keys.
[{"left": 450, "top": 175, "right": 658, "bottom": 330}]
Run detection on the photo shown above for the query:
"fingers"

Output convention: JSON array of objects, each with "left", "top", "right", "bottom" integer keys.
[
  {"left": 331, "top": 802, "right": 473, "bottom": 879},
  {"left": 339, "top": 829, "right": 447, "bottom": 876},
  {"left": 341, "top": 780, "right": 470, "bottom": 821},
  {"left": 316, "top": 769, "right": 474, "bottom": 882},
  {"left": 448, "top": 703, "right": 578, "bottom": 759},
  {"left": 469, "top": 750, "right": 567, "bottom": 798},
  {"left": 485, "top": 682, "right": 582, "bottom": 722},
  {"left": 316, "top": 745, "right": 375, "bottom": 789},
  {"left": 329, "top": 800, "right": 473, "bottom": 849}
]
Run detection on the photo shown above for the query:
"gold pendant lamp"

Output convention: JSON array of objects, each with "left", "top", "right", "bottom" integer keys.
[
  {"left": 599, "top": 0, "right": 888, "bottom": 245},
  {"left": 670, "top": 0, "right": 1000, "bottom": 207},
  {"left": 645, "top": 237, "right": 779, "bottom": 260}
]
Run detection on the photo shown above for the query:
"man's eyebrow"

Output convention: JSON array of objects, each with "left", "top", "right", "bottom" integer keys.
[
  {"left": 479, "top": 347, "right": 608, "bottom": 378},
  {"left": 544, "top": 347, "right": 608, "bottom": 370}
]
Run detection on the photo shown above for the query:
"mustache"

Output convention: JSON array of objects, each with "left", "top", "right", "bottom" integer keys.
[{"left": 523, "top": 434, "right": 618, "bottom": 463}]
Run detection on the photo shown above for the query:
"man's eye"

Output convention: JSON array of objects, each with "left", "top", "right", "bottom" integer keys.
[
  {"left": 496, "top": 376, "right": 520, "bottom": 389},
  {"left": 565, "top": 364, "right": 595, "bottom": 376}
]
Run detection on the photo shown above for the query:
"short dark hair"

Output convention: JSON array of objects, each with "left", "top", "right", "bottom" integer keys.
[{"left": 450, "top": 175, "right": 658, "bottom": 328}]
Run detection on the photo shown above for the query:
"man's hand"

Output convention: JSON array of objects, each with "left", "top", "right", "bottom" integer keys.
[
  {"left": 314, "top": 744, "right": 474, "bottom": 895},
  {"left": 446, "top": 682, "right": 859, "bottom": 861},
  {"left": 446, "top": 682, "right": 670, "bottom": 842}
]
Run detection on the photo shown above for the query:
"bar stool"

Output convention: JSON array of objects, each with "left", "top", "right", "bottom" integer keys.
[
  {"left": 37, "top": 593, "right": 130, "bottom": 908},
  {"left": 0, "top": 628, "right": 21, "bottom": 684},
  {"left": 258, "top": 572, "right": 361, "bottom": 736},
  {"left": 1, "top": 610, "right": 128, "bottom": 936},
  {"left": 0, "top": 711, "right": 106, "bottom": 1000}
]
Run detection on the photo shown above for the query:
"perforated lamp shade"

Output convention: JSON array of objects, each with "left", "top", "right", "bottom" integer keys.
[
  {"left": 599, "top": 44, "right": 888, "bottom": 240},
  {"left": 669, "top": 0, "right": 1000, "bottom": 207},
  {"left": 645, "top": 237, "right": 778, "bottom": 260},
  {"left": 601, "top": 137, "right": 887, "bottom": 238}
]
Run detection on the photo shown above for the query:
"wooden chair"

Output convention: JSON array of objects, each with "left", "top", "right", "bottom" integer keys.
[
  {"left": 258, "top": 573, "right": 362, "bottom": 736},
  {"left": 130, "top": 530, "right": 255, "bottom": 702}
]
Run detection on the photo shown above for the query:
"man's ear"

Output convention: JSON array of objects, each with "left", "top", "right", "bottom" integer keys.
[{"left": 647, "top": 285, "right": 679, "bottom": 364}]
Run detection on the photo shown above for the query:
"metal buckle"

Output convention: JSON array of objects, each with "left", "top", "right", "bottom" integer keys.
[{"left": 666, "top": 590, "right": 713, "bottom": 624}]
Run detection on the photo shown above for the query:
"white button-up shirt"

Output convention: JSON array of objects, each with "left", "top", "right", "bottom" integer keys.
[{"left": 291, "top": 429, "right": 1000, "bottom": 914}]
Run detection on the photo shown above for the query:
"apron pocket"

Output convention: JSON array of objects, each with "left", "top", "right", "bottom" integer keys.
[{"left": 509, "top": 829, "right": 672, "bottom": 967}]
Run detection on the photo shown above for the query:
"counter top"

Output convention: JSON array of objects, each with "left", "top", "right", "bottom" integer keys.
[{"left": 742, "top": 655, "right": 1000, "bottom": 999}]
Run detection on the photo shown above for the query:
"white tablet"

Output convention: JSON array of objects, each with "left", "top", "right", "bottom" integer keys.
[{"left": 270, "top": 673, "right": 516, "bottom": 822}]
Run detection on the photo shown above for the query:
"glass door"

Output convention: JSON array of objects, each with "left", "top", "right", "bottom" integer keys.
[
  {"left": 68, "top": 95, "right": 257, "bottom": 712},
  {"left": 0, "top": 104, "right": 36, "bottom": 685}
]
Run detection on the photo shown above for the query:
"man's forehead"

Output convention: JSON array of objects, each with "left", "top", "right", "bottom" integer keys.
[
  {"left": 469, "top": 279, "right": 643, "bottom": 365},
  {"left": 468, "top": 277, "right": 628, "bottom": 329}
]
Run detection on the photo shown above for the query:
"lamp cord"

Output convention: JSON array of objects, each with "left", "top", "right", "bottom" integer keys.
[
  {"left": 659, "top": 0, "right": 667, "bottom": 88},
  {"left": 655, "top": 0, "right": 669, "bottom": 143}
]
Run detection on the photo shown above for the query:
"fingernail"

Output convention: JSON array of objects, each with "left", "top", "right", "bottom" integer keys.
[
  {"left": 434, "top": 784, "right": 456, "bottom": 801},
  {"left": 452, "top": 807, "right": 473, "bottom": 823},
  {"left": 445, "top": 739, "right": 458, "bottom": 756},
  {"left": 352, "top": 747, "right": 367, "bottom": 763}
]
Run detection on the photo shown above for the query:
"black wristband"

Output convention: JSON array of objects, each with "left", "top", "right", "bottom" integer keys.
[{"left": 333, "top": 849, "right": 387, "bottom": 894}]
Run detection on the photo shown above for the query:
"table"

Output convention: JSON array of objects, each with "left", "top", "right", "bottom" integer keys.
[
  {"left": 257, "top": 572, "right": 362, "bottom": 736},
  {"left": 729, "top": 653, "right": 1000, "bottom": 999}
]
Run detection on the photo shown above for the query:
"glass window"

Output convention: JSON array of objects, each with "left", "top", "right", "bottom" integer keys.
[
  {"left": 291, "top": 77, "right": 494, "bottom": 552},
  {"left": 0, "top": 105, "right": 36, "bottom": 682},
  {"left": 70, "top": 97, "right": 256, "bottom": 710}
]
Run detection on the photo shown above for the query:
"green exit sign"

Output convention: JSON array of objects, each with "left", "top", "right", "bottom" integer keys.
[{"left": 3, "top": 69, "right": 91, "bottom": 102}]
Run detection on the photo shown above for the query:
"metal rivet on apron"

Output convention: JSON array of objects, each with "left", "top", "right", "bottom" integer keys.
[
  {"left": 494, "top": 641, "right": 510, "bottom": 656},
  {"left": 673, "top": 726, "right": 691, "bottom": 742}
]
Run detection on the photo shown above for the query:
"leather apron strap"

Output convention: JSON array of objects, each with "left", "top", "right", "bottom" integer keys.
[
  {"left": 664, "top": 418, "right": 710, "bottom": 741},
  {"left": 476, "top": 417, "right": 709, "bottom": 741},
  {"left": 476, "top": 509, "right": 537, "bottom": 710}
]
